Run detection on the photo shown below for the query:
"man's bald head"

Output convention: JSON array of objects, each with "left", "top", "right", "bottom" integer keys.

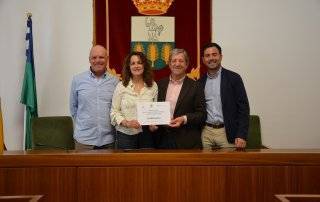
[{"left": 89, "top": 45, "right": 108, "bottom": 77}]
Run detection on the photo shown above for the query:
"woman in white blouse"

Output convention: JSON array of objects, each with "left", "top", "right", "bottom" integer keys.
[{"left": 110, "top": 52, "right": 158, "bottom": 149}]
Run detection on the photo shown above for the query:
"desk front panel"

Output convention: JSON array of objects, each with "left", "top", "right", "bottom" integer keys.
[
  {"left": 0, "top": 167, "right": 76, "bottom": 202},
  {"left": 1, "top": 149, "right": 320, "bottom": 202},
  {"left": 77, "top": 165, "right": 320, "bottom": 202}
]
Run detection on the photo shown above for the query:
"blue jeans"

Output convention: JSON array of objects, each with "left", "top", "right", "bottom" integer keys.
[{"left": 115, "top": 127, "right": 154, "bottom": 150}]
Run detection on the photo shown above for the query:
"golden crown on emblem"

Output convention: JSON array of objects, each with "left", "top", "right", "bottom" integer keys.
[{"left": 132, "top": 0, "right": 174, "bottom": 15}]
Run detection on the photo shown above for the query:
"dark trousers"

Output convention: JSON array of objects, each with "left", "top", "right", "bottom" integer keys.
[
  {"left": 116, "top": 127, "right": 154, "bottom": 150},
  {"left": 156, "top": 127, "right": 177, "bottom": 149},
  {"left": 93, "top": 143, "right": 114, "bottom": 149}
]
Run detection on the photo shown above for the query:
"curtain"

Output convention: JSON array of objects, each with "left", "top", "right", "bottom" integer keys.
[{"left": 94, "top": 0, "right": 211, "bottom": 80}]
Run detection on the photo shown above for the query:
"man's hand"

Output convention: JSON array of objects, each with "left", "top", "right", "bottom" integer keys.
[
  {"left": 169, "top": 116, "right": 185, "bottom": 128},
  {"left": 149, "top": 125, "right": 158, "bottom": 132},
  {"left": 235, "top": 138, "right": 246, "bottom": 148}
]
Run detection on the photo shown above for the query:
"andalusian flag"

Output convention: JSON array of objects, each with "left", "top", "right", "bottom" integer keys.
[
  {"left": 20, "top": 15, "right": 38, "bottom": 150},
  {"left": 0, "top": 98, "right": 4, "bottom": 152}
]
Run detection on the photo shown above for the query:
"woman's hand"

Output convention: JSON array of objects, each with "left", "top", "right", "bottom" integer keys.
[{"left": 121, "top": 119, "right": 141, "bottom": 129}]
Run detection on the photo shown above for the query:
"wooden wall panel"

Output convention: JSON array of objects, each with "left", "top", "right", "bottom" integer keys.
[
  {"left": 1, "top": 150, "right": 320, "bottom": 202},
  {"left": 78, "top": 166, "right": 227, "bottom": 202},
  {"left": 225, "top": 166, "right": 320, "bottom": 202},
  {"left": 77, "top": 166, "right": 320, "bottom": 202},
  {"left": 290, "top": 166, "right": 320, "bottom": 194},
  {"left": 225, "top": 166, "right": 293, "bottom": 202},
  {"left": 0, "top": 168, "right": 76, "bottom": 202}
]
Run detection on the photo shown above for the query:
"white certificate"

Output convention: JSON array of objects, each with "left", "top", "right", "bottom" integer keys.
[{"left": 137, "top": 102, "right": 171, "bottom": 125}]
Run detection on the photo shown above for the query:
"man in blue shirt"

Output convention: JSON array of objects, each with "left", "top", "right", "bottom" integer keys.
[
  {"left": 70, "top": 45, "right": 119, "bottom": 149},
  {"left": 199, "top": 43, "right": 249, "bottom": 149}
]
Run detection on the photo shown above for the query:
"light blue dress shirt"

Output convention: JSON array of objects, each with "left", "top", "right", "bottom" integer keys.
[
  {"left": 70, "top": 70, "right": 119, "bottom": 146},
  {"left": 205, "top": 67, "right": 224, "bottom": 124}
]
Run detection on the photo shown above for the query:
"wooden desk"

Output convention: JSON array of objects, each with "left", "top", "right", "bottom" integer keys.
[
  {"left": 275, "top": 194, "right": 320, "bottom": 202},
  {"left": 0, "top": 195, "right": 43, "bottom": 202},
  {"left": 1, "top": 149, "right": 320, "bottom": 202}
]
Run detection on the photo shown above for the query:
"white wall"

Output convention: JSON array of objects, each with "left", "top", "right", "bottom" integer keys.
[
  {"left": 1, "top": 0, "right": 320, "bottom": 149},
  {"left": 213, "top": 0, "right": 320, "bottom": 148},
  {"left": 0, "top": 0, "right": 93, "bottom": 149}
]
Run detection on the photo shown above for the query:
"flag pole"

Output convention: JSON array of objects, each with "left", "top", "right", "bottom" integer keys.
[
  {"left": 23, "top": 107, "right": 26, "bottom": 149},
  {"left": 22, "top": 12, "right": 32, "bottom": 150},
  {"left": 23, "top": 12, "right": 32, "bottom": 150},
  {"left": 21, "top": 11, "right": 38, "bottom": 150},
  {"left": 0, "top": 97, "right": 4, "bottom": 152}
]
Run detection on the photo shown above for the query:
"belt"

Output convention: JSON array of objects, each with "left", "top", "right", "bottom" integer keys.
[{"left": 205, "top": 122, "right": 224, "bottom": 129}]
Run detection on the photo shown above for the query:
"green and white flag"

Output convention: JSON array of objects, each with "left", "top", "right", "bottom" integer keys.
[{"left": 20, "top": 15, "right": 38, "bottom": 150}]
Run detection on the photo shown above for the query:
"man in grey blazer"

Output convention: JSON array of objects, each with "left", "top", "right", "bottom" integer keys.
[
  {"left": 198, "top": 43, "right": 250, "bottom": 149},
  {"left": 155, "top": 48, "right": 206, "bottom": 149}
]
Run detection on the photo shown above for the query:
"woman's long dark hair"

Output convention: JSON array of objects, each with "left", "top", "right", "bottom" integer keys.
[{"left": 122, "top": 51, "right": 154, "bottom": 87}]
